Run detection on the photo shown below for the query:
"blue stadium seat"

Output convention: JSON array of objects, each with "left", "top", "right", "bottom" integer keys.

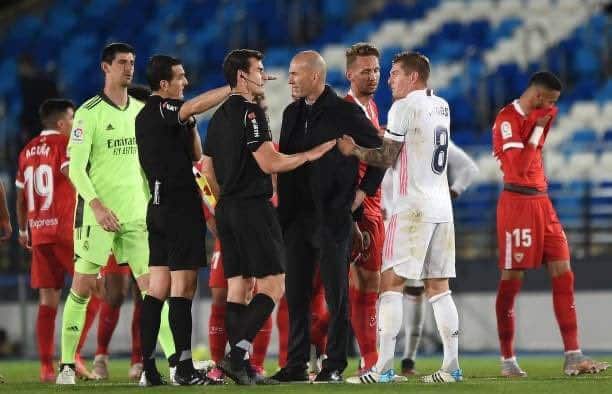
[{"left": 570, "top": 128, "right": 598, "bottom": 149}]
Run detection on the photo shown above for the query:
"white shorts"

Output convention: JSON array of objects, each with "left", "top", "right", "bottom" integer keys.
[{"left": 382, "top": 211, "right": 456, "bottom": 281}]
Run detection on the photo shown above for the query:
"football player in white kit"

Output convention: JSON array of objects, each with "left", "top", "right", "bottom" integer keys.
[{"left": 338, "top": 52, "right": 462, "bottom": 384}]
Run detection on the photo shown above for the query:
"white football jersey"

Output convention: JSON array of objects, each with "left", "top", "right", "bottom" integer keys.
[{"left": 381, "top": 89, "right": 453, "bottom": 223}]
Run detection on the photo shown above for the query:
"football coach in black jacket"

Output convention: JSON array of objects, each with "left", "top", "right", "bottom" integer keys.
[{"left": 272, "top": 50, "right": 382, "bottom": 383}]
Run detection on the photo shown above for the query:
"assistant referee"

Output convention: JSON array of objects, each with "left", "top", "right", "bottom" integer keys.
[
  {"left": 202, "top": 49, "right": 335, "bottom": 385},
  {"left": 135, "top": 54, "right": 229, "bottom": 386}
]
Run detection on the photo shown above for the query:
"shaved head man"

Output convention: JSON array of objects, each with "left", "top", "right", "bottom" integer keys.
[
  {"left": 288, "top": 51, "right": 327, "bottom": 102},
  {"left": 272, "top": 50, "right": 382, "bottom": 383}
]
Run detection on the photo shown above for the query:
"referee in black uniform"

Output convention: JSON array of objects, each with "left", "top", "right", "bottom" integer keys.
[
  {"left": 202, "top": 49, "right": 335, "bottom": 385},
  {"left": 135, "top": 55, "right": 229, "bottom": 386}
]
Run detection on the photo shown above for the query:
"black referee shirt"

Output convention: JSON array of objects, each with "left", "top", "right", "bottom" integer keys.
[
  {"left": 136, "top": 95, "right": 197, "bottom": 198},
  {"left": 203, "top": 94, "right": 273, "bottom": 200}
]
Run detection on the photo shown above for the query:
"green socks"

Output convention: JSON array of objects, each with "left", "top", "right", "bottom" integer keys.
[{"left": 60, "top": 290, "right": 89, "bottom": 364}]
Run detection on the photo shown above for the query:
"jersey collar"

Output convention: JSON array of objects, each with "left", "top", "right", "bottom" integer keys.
[
  {"left": 405, "top": 88, "right": 430, "bottom": 100},
  {"left": 512, "top": 99, "right": 527, "bottom": 117},
  {"left": 40, "top": 130, "right": 60, "bottom": 136},
  {"left": 347, "top": 89, "right": 372, "bottom": 120},
  {"left": 99, "top": 91, "right": 131, "bottom": 111}
]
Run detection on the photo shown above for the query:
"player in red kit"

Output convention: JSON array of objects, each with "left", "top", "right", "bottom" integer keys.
[
  {"left": 15, "top": 99, "right": 97, "bottom": 381},
  {"left": 493, "top": 71, "right": 609, "bottom": 377},
  {"left": 344, "top": 43, "right": 386, "bottom": 372}
]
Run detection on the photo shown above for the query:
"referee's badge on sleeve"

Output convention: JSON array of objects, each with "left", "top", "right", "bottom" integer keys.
[{"left": 501, "top": 121, "right": 512, "bottom": 139}]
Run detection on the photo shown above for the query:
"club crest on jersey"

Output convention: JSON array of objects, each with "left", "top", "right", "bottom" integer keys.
[
  {"left": 501, "top": 121, "right": 512, "bottom": 139},
  {"left": 514, "top": 252, "right": 524, "bottom": 263},
  {"left": 72, "top": 128, "right": 84, "bottom": 143}
]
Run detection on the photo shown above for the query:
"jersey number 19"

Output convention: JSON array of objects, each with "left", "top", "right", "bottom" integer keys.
[{"left": 23, "top": 164, "right": 54, "bottom": 212}]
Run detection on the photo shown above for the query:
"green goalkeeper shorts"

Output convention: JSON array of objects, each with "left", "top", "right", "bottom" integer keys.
[{"left": 73, "top": 219, "right": 149, "bottom": 278}]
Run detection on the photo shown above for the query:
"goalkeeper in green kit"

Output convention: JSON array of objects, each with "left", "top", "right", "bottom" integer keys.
[{"left": 56, "top": 43, "right": 176, "bottom": 385}]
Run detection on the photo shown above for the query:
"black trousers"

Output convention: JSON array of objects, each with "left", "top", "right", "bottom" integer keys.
[{"left": 284, "top": 216, "right": 351, "bottom": 373}]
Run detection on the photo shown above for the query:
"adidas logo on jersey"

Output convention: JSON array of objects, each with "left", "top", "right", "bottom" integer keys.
[{"left": 106, "top": 123, "right": 115, "bottom": 131}]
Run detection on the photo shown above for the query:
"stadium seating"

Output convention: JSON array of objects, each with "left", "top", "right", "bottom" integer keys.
[{"left": 0, "top": 0, "right": 609, "bottom": 262}]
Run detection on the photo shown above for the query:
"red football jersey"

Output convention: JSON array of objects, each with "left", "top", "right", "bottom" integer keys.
[
  {"left": 345, "top": 92, "right": 382, "bottom": 218},
  {"left": 16, "top": 131, "right": 75, "bottom": 245},
  {"left": 492, "top": 100, "right": 556, "bottom": 191}
]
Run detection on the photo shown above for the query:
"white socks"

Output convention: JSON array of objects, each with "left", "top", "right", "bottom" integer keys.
[
  {"left": 429, "top": 290, "right": 460, "bottom": 372},
  {"left": 375, "top": 291, "right": 404, "bottom": 373},
  {"left": 402, "top": 293, "right": 425, "bottom": 361}
]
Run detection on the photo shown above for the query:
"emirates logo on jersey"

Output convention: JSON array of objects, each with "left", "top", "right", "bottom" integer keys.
[{"left": 514, "top": 252, "right": 524, "bottom": 263}]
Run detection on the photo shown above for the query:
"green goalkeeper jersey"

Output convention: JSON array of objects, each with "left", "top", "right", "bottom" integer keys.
[{"left": 68, "top": 92, "right": 148, "bottom": 226}]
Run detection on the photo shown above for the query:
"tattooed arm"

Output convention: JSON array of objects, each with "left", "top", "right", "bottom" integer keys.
[{"left": 337, "top": 134, "right": 403, "bottom": 169}]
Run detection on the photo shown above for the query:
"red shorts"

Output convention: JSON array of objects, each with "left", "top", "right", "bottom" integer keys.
[
  {"left": 208, "top": 239, "right": 227, "bottom": 289},
  {"left": 31, "top": 240, "right": 74, "bottom": 289},
  {"left": 354, "top": 214, "right": 384, "bottom": 271},
  {"left": 100, "top": 255, "right": 130, "bottom": 276},
  {"left": 497, "top": 191, "right": 570, "bottom": 270}
]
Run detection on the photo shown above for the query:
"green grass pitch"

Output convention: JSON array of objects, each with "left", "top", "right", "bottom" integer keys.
[{"left": 1, "top": 356, "right": 611, "bottom": 393}]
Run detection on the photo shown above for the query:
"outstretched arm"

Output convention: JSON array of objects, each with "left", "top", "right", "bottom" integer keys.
[
  {"left": 179, "top": 85, "right": 231, "bottom": 121},
  {"left": 337, "top": 135, "right": 403, "bottom": 169}
]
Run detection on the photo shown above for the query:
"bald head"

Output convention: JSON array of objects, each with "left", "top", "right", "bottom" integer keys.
[
  {"left": 288, "top": 50, "right": 327, "bottom": 101},
  {"left": 293, "top": 51, "right": 327, "bottom": 77}
]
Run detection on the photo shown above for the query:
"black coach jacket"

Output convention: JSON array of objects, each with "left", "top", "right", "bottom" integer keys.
[{"left": 277, "top": 85, "right": 382, "bottom": 241}]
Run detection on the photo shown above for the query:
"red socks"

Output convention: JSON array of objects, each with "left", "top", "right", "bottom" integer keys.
[
  {"left": 209, "top": 303, "right": 228, "bottom": 363},
  {"left": 276, "top": 296, "right": 289, "bottom": 368},
  {"left": 131, "top": 296, "right": 143, "bottom": 365},
  {"left": 310, "top": 288, "right": 329, "bottom": 355},
  {"left": 96, "top": 301, "right": 120, "bottom": 356},
  {"left": 552, "top": 271, "right": 579, "bottom": 352},
  {"left": 350, "top": 287, "right": 378, "bottom": 369},
  {"left": 77, "top": 295, "right": 101, "bottom": 355},
  {"left": 251, "top": 316, "right": 272, "bottom": 369},
  {"left": 37, "top": 304, "right": 57, "bottom": 366},
  {"left": 496, "top": 278, "right": 522, "bottom": 359}
]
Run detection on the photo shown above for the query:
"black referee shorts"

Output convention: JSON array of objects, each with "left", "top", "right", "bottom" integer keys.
[
  {"left": 216, "top": 197, "right": 285, "bottom": 279},
  {"left": 146, "top": 191, "right": 207, "bottom": 271}
]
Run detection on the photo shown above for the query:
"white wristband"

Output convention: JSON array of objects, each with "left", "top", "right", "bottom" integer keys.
[
  {"left": 529, "top": 126, "right": 544, "bottom": 146},
  {"left": 19, "top": 229, "right": 27, "bottom": 237}
]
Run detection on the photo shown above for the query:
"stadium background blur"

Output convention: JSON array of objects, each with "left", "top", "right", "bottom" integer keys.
[{"left": 0, "top": 0, "right": 610, "bottom": 360}]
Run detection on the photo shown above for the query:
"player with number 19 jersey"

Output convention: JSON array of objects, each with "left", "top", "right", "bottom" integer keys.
[
  {"left": 16, "top": 130, "right": 76, "bottom": 287},
  {"left": 381, "top": 88, "right": 455, "bottom": 280}
]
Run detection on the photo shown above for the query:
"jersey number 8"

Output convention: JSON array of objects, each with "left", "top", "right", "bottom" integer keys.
[{"left": 431, "top": 126, "right": 449, "bottom": 175}]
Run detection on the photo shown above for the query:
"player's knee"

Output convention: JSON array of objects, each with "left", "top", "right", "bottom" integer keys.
[
  {"left": 39, "top": 289, "right": 61, "bottom": 308},
  {"left": 547, "top": 260, "right": 571, "bottom": 277},
  {"left": 105, "top": 290, "right": 125, "bottom": 307},
  {"left": 72, "top": 272, "right": 98, "bottom": 298},
  {"left": 356, "top": 267, "right": 380, "bottom": 292},
  {"left": 211, "top": 287, "right": 228, "bottom": 305},
  {"left": 424, "top": 278, "right": 450, "bottom": 299},
  {"left": 256, "top": 275, "right": 284, "bottom": 303}
]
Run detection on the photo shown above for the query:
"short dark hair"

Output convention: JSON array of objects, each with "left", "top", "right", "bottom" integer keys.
[
  {"left": 101, "top": 42, "right": 135, "bottom": 64},
  {"left": 146, "top": 55, "right": 182, "bottom": 91},
  {"left": 223, "top": 49, "right": 264, "bottom": 88},
  {"left": 528, "top": 71, "right": 563, "bottom": 92},
  {"left": 39, "top": 98, "right": 75, "bottom": 129},
  {"left": 345, "top": 43, "right": 380, "bottom": 69},
  {"left": 392, "top": 51, "right": 430, "bottom": 83},
  {"left": 128, "top": 84, "right": 152, "bottom": 102}
]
